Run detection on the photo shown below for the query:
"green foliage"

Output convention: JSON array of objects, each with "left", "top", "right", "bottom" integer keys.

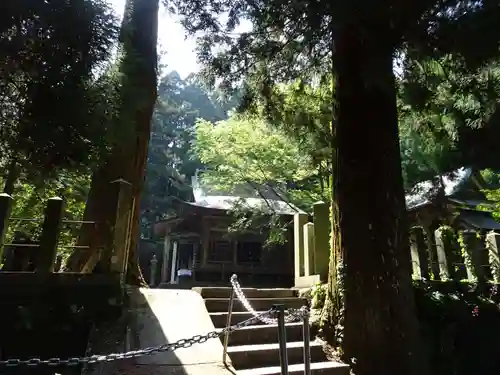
[
  {"left": 170, "top": 0, "right": 500, "bottom": 93},
  {"left": 191, "top": 113, "right": 330, "bottom": 245},
  {"left": 399, "top": 55, "right": 500, "bottom": 187},
  {"left": 309, "top": 280, "right": 500, "bottom": 375},
  {"left": 0, "top": 0, "right": 119, "bottom": 178},
  {"left": 193, "top": 115, "right": 327, "bottom": 210},
  {"left": 242, "top": 77, "right": 334, "bottom": 188},
  {"left": 480, "top": 169, "right": 500, "bottom": 187},
  {"left": 1, "top": 172, "right": 90, "bottom": 260},
  {"left": 194, "top": 115, "right": 310, "bottom": 187},
  {"left": 479, "top": 188, "right": 500, "bottom": 222},
  {"left": 398, "top": 99, "right": 460, "bottom": 189},
  {"left": 171, "top": 0, "right": 500, "bottom": 193},
  {"left": 0, "top": 0, "right": 122, "bottom": 263},
  {"left": 414, "top": 281, "right": 500, "bottom": 375},
  {"left": 311, "top": 282, "right": 327, "bottom": 310},
  {"left": 192, "top": 76, "right": 335, "bottom": 213},
  {"left": 141, "top": 71, "right": 238, "bottom": 238},
  {"left": 224, "top": 204, "right": 291, "bottom": 246}
]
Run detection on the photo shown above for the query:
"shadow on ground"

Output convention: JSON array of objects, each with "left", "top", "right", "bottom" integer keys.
[{"left": 83, "top": 287, "right": 233, "bottom": 375}]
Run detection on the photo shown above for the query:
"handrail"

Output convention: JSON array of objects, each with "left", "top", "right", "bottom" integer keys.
[
  {"left": 302, "top": 308, "right": 311, "bottom": 375},
  {"left": 222, "top": 274, "right": 311, "bottom": 375},
  {"left": 275, "top": 304, "right": 289, "bottom": 375},
  {"left": 222, "top": 285, "right": 235, "bottom": 365}
]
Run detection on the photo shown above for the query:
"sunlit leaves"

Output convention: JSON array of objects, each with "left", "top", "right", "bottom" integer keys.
[
  {"left": 1, "top": 171, "right": 90, "bottom": 259},
  {"left": 193, "top": 115, "right": 326, "bottom": 209},
  {"left": 399, "top": 54, "right": 500, "bottom": 185}
]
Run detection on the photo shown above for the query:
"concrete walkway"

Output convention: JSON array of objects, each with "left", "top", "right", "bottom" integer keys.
[{"left": 83, "top": 288, "right": 235, "bottom": 375}]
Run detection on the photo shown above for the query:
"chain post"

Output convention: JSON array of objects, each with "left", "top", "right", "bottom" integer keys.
[
  {"left": 301, "top": 308, "right": 311, "bottom": 375},
  {"left": 223, "top": 275, "right": 236, "bottom": 365},
  {"left": 274, "top": 304, "right": 289, "bottom": 375},
  {"left": 149, "top": 254, "right": 158, "bottom": 287}
]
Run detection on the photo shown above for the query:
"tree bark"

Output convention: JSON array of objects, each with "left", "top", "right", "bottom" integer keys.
[
  {"left": 3, "top": 158, "right": 19, "bottom": 195},
  {"left": 65, "top": 0, "right": 159, "bottom": 285},
  {"left": 323, "top": 18, "right": 429, "bottom": 375}
]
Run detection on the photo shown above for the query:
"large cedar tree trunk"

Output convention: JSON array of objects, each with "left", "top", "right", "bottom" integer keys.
[
  {"left": 323, "top": 17, "right": 429, "bottom": 375},
  {"left": 65, "top": 0, "right": 159, "bottom": 285},
  {"left": 3, "top": 158, "right": 19, "bottom": 195}
]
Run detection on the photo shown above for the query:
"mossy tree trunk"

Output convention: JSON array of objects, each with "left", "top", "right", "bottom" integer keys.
[
  {"left": 322, "top": 15, "right": 429, "bottom": 375},
  {"left": 65, "top": 0, "right": 159, "bottom": 285}
]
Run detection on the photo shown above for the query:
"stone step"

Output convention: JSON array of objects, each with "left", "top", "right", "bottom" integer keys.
[
  {"left": 210, "top": 311, "right": 267, "bottom": 328},
  {"left": 237, "top": 361, "right": 350, "bottom": 375},
  {"left": 194, "top": 287, "right": 297, "bottom": 299},
  {"left": 227, "top": 341, "right": 325, "bottom": 369},
  {"left": 218, "top": 322, "right": 304, "bottom": 346},
  {"left": 204, "top": 297, "right": 308, "bottom": 313}
]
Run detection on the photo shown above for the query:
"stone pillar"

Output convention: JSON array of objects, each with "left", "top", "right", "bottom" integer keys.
[
  {"left": 486, "top": 231, "right": 500, "bottom": 282},
  {"left": 159, "top": 235, "right": 171, "bottom": 286},
  {"left": 192, "top": 241, "right": 199, "bottom": 282},
  {"left": 434, "top": 228, "right": 451, "bottom": 280},
  {"left": 313, "top": 201, "right": 329, "bottom": 281},
  {"left": 149, "top": 254, "right": 158, "bottom": 287},
  {"left": 37, "top": 197, "right": 64, "bottom": 273},
  {"left": 170, "top": 241, "right": 178, "bottom": 284},
  {"left": 303, "top": 222, "right": 315, "bottom": 276},
  {"left": 423, "top": 225, "right": 440, "bottom": 280},
  {"left": 293, "top": 213, "right": 308, "bottom": 279},
  {"left": 460, "top": 230, "right": 485, "bottom": 282},
  {"left": 409, "top": 226, "right": 430, "bottom": 280},
  {"left": 192, "top": 241, "right": 199, "bottom": 267},
  {"left": 201, "top": 220, "right": 209, "bottom": 266}
]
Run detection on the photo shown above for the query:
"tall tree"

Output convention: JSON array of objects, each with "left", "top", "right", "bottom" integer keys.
[{"left": 65, "top": 0, "right": 159, "bottom": 284}]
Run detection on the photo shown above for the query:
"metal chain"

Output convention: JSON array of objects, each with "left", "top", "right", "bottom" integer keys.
[
  {"left": 0, "top": 309, "right": 274, "bottom": 368},
  {"left": 230, "top": 274, "right": 308, "bottom": 324}
]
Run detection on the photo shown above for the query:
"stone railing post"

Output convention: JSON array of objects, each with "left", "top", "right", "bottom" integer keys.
[
  {"left": 486, "top": 231, "right": 500, "bottom": 283},
  {"left": 101, "top": 179, "right": 133, "bottom": 282},
  {"left": 303, "top": 222, "right": 315, "bottom": 276},
  {"left": 149, "top": 254, "right": 158, "bottom": 287},
  {"left": 293, "top": 213, "right": 308, "bottom": 279},
  {"left": 313, "top": 201, "right": 329, "bottom": 281},
  {"left": 36, "top": 197, "right": 64, "bottom": 273},
  {"left": 434, "top": 227, "right": 451, "bottom": 280},
  {"left": 460, "top": 230, "right": 485, "bottom": 282},
  {"left": 409, "top": 226, "right": 430, "bottom": 280},
  {"left": 423, "top": 226, "right": 440, "bottom": 279},
  {"left": 170, "top": 241, "right": 178, "bottom": 284},
  {"left": 159, "top": 235, "right": 171, "bottom": 287}
]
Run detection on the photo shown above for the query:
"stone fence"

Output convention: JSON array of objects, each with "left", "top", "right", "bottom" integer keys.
[
  {"left": 408, "top": 226, "right": 500, "bottom": 283},
  {"left": 293, "top": 201, "right": 500, "bottom": 287}
]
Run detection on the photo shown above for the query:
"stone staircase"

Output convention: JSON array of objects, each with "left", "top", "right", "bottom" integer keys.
[{"left": 198, "top": 287, "right": 350, "bottom": 375}]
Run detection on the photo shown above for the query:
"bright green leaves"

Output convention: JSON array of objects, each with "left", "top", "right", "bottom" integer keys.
[
  {"left": 193, "top": 114, "right": 327, "bottom": 210},
  {"left": 194, "top": 115, "right": 313, "bottom": 187}
]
